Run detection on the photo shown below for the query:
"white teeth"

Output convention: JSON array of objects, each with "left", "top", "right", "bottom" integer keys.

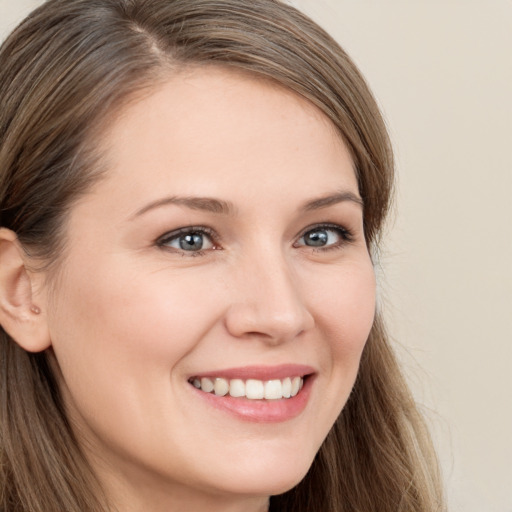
[
  {"left": 200, "top": 377, "right": 214, "bottom": 393},
  {"left": 214, "top": 378, "right": 229, "bottom": 396},
  {"left": 282, "top": 377, "right": 292, "bottom": 398},
  {"left": 191, "top": 375, "right": 306, "bottom": 400},
  {"left": 291, "top": 377, "right": 301, "bottom": 397},
  {"left": 229, "top": 379, "right": 245, "bottom": 397},
  {"left": 264, "top": 380, "right": 282, "bottom": 400},
  {"left": 246, "top": 379, "right": 264, "bottom": 399}
]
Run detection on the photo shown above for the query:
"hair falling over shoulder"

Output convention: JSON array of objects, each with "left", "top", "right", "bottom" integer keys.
[{"left": 0, "top": 0, "right": 445, "bottom": 510}]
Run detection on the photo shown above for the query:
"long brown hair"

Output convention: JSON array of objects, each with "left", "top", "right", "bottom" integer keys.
[{"left": 0, "top": 1, "right": 444, "bottom": 510}]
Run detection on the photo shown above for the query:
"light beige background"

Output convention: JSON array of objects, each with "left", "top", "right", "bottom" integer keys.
[{"left": 2, "top": 1, "right": 511, "bottom": 510}]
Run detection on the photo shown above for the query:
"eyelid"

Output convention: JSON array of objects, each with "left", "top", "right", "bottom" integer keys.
[
  {"left": 154, "top": 222, "right": 354, "bottom": 255},
  {"left": 156, "top": 225, "right": 220, "bottom": 251},
  {"left": 294, "top": 222, "right": 355, "bottom": 248}
]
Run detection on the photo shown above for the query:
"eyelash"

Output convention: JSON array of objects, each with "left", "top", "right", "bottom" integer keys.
[
  {"left": 156, "top": 223, "right": 355, "bottom": 257},
  {"left": 296, "top": 223, "right": 355, "bottom": 252},
  {"left": 156, "top": 226, "right": 218, "bottom": 257}
]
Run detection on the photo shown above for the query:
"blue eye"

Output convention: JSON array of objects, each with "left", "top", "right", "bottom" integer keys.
[
  {"left": 158, "top": 228, "right": 215, "bottom": 252},
  {"left": 296, "top": 225, "right": 351, "bottom": 249}
]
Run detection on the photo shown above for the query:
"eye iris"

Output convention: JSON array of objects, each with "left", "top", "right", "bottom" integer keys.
[
  {"left": 179, "top": 233, "right": 204, "bottom": 251},
  {"left": 305, "top": 229, "right": 329, "bottom": 247}
]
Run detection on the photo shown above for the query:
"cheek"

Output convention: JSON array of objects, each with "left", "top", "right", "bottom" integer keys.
[
  {"left": 309, "top": 259, "right": 376, "bottom": 374},
  {"left": 47, "top": 258, "right": 227, "bottom": 455},
  {"left": 51, "top": 261, "right": 223, "bottom": 373}
]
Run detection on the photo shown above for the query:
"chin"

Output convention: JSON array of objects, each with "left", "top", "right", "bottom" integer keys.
[{"left": 206, "top": 449, "right": 314, "bottom": 498}]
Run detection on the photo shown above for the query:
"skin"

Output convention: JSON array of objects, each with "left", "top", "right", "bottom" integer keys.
[{"left": 33, "top": 68, "right": 376, "bottom": 512}]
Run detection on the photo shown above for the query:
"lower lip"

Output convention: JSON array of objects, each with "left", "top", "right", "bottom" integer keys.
[{"left": 190, "top": 376, "right": 314, "bottom": 423}]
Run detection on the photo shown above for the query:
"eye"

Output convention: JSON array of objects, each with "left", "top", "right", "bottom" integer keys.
[
  {"left": 157, "top": 227, "right": 215, "bottom": 253},
  {"left": 295, "top": 224, "right": 353, "bottom": 250}
]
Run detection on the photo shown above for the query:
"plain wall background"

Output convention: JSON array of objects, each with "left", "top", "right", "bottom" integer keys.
[{"left": 1, "top": 1, "right": 511, "bottom": 510}]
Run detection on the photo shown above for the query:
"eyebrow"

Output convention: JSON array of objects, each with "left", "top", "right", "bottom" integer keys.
[
  {"left": 301, "top": 191, "right": 364, "bottom": 211},
  {"left": 133, "top": 196, "right": 236, "bottom": 218},
  {"left": 133, "top": 190, "right": 363, "bottom": 218}
]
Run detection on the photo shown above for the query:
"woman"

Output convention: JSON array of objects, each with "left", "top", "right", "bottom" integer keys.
[{"left": 0, "top": 0, "right": 444, "bottom": 511}]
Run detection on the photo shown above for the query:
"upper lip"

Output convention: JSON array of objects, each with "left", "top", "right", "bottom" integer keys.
[{"left": 190, "top": 364, "right": 315, "bottom": 381}]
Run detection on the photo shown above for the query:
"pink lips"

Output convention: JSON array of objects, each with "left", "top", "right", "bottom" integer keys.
[
  {"left": 188, "top": 364, "right": 315, "bottom": 423},
  {"left": 191, "top": 364, "right": 314, "bottom": 381}
]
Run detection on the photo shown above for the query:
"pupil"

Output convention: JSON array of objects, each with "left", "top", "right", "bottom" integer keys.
[
  {"left": 306, "top": 230, "right": 328, "bottom": 246},
  {"left": 179, "top": 233, "right": 203, "bottom": 251}
]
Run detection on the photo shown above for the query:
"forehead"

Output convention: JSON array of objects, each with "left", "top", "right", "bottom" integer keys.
[
  {"left": 105, "top": 67, "right": 344, "bottom": 151},
  {"left": 85, "top": 66, "right": 358, "bottom": 217}
]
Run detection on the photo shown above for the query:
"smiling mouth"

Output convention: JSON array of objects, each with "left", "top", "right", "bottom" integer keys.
[{"left": 188, "top": 376, "right": 305, "bottom": 400}]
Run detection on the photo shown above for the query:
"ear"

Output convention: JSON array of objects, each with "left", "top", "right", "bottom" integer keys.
[{"left": 0, "top": 228, "right": 51, "bottom": 352}]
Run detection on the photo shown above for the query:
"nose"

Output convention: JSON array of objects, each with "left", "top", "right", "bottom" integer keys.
[{"left": 224, "top": 251, "right": 315, "bottom": 344}]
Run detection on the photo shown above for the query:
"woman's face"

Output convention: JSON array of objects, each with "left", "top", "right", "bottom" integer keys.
[{"left": 43, "top": 68, "right": 375, "bottom": 510}]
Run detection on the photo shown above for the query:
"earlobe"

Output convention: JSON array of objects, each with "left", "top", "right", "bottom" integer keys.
[{"left": 0, "top": 228, "right": 51, "bottom": 352}]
